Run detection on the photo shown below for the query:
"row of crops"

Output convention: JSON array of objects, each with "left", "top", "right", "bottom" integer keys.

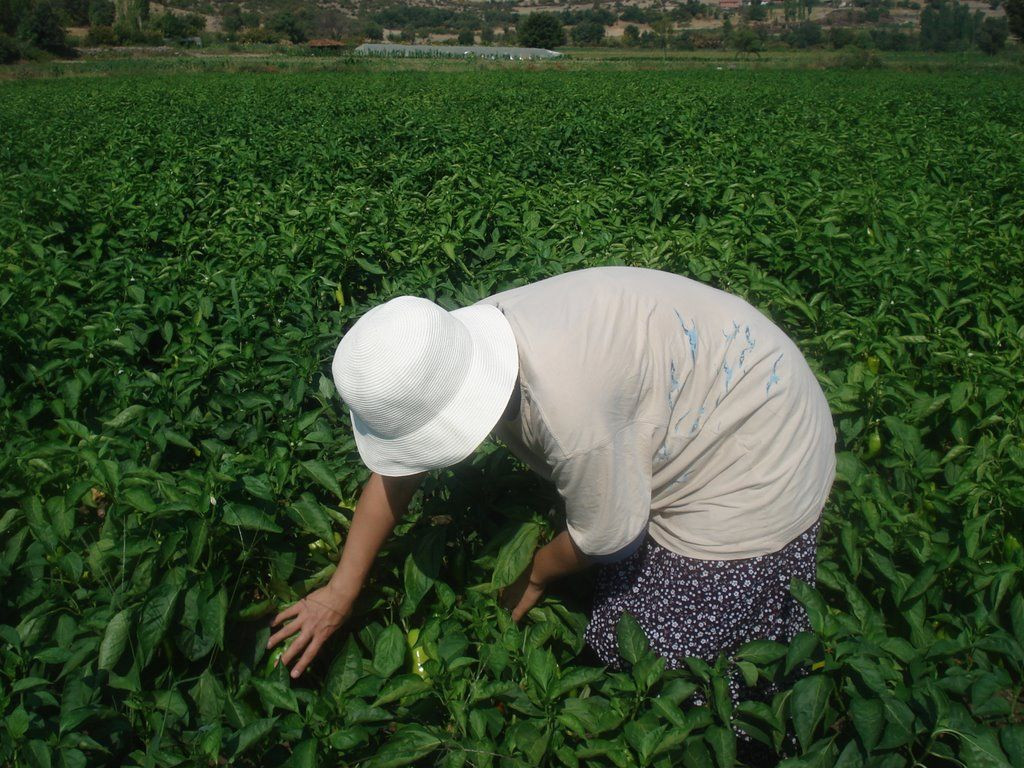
[{"left": 1, "top": 68, "right": 1023, "bottom": 767}]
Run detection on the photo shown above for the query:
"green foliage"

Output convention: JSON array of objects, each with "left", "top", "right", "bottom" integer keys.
[
  {"left": 16, "top": 0, "right": 65, "bottom": 51},
  {"left": 976, "top": 16, "right": 1009, "bottom": 53},
  {"left": 517, "top": 12, "right": 565, "bottom": 49},
  {"left": 267, "top": 9, "right": 308, "bottom": 43},
  {"left": 570, "top": 19, "right": 605, "bottom": 45},
  {"left": 829, "top": 26, "right": 856, "bottom": 48},
  {"left": 731, "top": 23, "right": 764, "bottom": 53},
  {"left": 221, "top": 2, "right": 242, "bottom": 35},
  {"left": 1006, "top": 0, "right": 1024, "bottom": 39},
  {"left": 1, "top": 69, "right": 1023, "bottom": 768},
  {"left": 787, "top": 19, "right": 822, "bottom": 48},
  {"left": 0, "top": 0, "right": 30, "bottom": 36},
  {"left": 457, "top": 26, "right": 473, "bottom": 45},
  {"left": 920, "top": 0, "right": 986, "bottom": 51},
  {"left": 0, "top": 29, "right": 19, "bottom": 59},
  {"left": 152, "top": 10, "right": 205, "bottom": 40},
  {"left": 87, "top": 0, "right": 112, "bottom": 26}
]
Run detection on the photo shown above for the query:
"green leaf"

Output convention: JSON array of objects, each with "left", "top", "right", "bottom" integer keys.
[
  {"left": 364, "top": 724, "right": 441, "bottom": 768},
  {"left": 790, "top": 674, "right": 831, "bottom": 751},
  {"left": 190, "top": 668, "right": 227, "bottom": 722},
  {"left": 231, "top": 717, "right": 278, "bottom": 757},
  {"left": 400, "top": 527, "right": 446, "bottom": 618},
  {"left": 957, "top": 728, "right": 1012, "bottom": 768},
  {"left": 285, "top": 739, "right": 317, "bottom": 768},
  {"left": 785, "top": 631, "right": 818, "bottom": 675},
  {"left": 299, "top": 460, "right": 343, "bottom": 499},
  {"left": 491, "top": 521, "right": 541, "bottom": 589},
  {"left": 353, "top": 256, "right": 386, "bottom": 275},
  {"left": 138, "top": 568, "right": 186, "bottom": 666},
  {"left": 850, "top": 697, "right": 884, "bottom": 750},
  {"left": 526, "top": 647, "right": 557, "bottom": 700},
  {"left": 791, "top": 579, "right": 830, "bottom": 637},
  {"left": 120, "top": 488, "right": 156, "bottom": 514},
  {"left": 1010, "top": 594, "right": 1024, "bottom": 646},
  {"left": 98, "top": 608, "right": 131, "bottom": 670},
  {"left": 287, "top": 494, "right": 335, "bottom": 544},
  {"left": 373, "top": 674, "right": 432, "bottom": 707},
  {"left": 104, "top": 404, "right": 146, "bottom": 429},
  {"left": 6, "top": 706, "right": 29, "bottom": 740},
  {"left": 223, "top": 502, "right": 283, "bottom": 533},
  {"left": 705, "top": 725, "right": 736, "bottom": 768},
  {"left": 615, "top": 612, "right": 649, "bottom": 666},
  {"left": 250, "top": 676, "right": 300, "bottom": 714},
  {"left": 26, "top": 740, "right": 51, "bottom": 768},
  {"left": 734, "top": 639, "right": 787, "bottom": 665},
  {"left": 1001, "top": 726, "right": 1024, "bottom": 767},
  {"left": 373, "top": 624, "right": 405, "bottom": 678}
]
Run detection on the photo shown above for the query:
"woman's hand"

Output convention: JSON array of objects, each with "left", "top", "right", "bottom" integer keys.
[
  {"left": 500, "top": 566, "right": 546, "bottom": 623},
  {"left": 500, "top": 532, "right": 594, "bottom": 622},
  {"left": 267, "top": 585, "right": 352, "bottom": 678}
]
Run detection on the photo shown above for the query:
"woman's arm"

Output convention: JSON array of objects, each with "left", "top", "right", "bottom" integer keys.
[
  {"left": 325, "top": 472, "right": 425, "bottom": 605},
  {"left": 501, "top": 530, "right": 592, "bottom": 621},
  {"left": 268, "top": 471, "right": 424, "bottom": 677}
]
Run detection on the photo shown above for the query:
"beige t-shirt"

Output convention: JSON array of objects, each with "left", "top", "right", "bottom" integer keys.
[{"left": 481, "top": 266, "right": 836, "bottom": 561}]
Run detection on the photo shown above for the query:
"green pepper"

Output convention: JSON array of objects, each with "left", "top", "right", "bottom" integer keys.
[{"left": 865, "top": 429, "right": 883, "bottom": 459}]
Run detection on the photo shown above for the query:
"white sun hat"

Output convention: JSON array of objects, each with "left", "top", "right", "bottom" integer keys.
[{"left": 331, "top": 296, "right": 519, "bottom": 477}]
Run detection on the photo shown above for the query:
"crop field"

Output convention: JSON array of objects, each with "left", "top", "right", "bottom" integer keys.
[{"left": 1, "top": 69, "right": 1023, "bottom": 768}]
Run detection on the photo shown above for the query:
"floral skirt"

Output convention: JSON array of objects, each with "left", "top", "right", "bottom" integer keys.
[{"left": 584, "top": 519, "right": 820, "bottom": 702}]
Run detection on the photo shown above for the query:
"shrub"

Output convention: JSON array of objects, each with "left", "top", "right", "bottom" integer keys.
[
  {"left": 0, "top": 30, "right": 20, "bottom": 61},
  {"left": 829, "top": 26, "right": 855, "bottom": 48},
  {"left": 84, "top": 23, "right": 115, "bottom": 44},
  {"left": 457, "top": 27, "right": 473, "bottom": 44},
  {"left": 571, "top": 19, "right": 605, "bottom": 44},
  {"left": 1006, "top": 0, "right": 1023, "bottom": 40},
  {"left": 17, "top": 0, "right": 66, "bottom": 52},
  {"left": 976, "top": 15, "right": 1008, "bottom": 53},
  {"left": 362, "top": 21, "right": 382, "bottom": 41},
  {"left": 87, "top": 0, "right": 113, "bottom": 26},
  {"left": 787, "top": 20, "right": 822, "bottom": 48},
  {"left": 517, "top": 12, "right": 564, "bottom": 49}
]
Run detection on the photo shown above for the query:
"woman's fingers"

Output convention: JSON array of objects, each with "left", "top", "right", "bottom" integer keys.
[
  {"left": 289, "top": 635, "right": 325, "bottom": 678},
  {"left": 281, "top": 628, "right": 309, "bottom": 668},
  {"left": 270, "top": 601, "right": 301, "bottom": 627},
  {"left": 267, "top": 612, "right": 303, "bottom": 650}
]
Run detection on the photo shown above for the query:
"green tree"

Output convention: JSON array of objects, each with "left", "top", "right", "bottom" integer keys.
[
  {"left": 787, "top": 19, "right": 822, "bottom": 46},
  {"left": 829, "top": 25, "right": 854, "bottom": 47},
  {"left": 88, "top": 0, "right": 113, "bottom": 25},
  {"left": 571, "top": 19, "right": 605, "bottom": 44},
  {"left": 1, "top": 0, "right": 31, "bottom": 35},
  {"left": 481, "top": 24, "right": 493, "bottom": 43},
  {"left": 0, "top": 31, "right": 20, "bottom": 60},
  {"left": 362, "top": 21, "right": 382, "bottom": 40},
  {"left": 745, "top": 0, "right": 767, "bottom": 21},
  {"left": 623, "top": 22, "right": 639, "bottom": 44},
  {"left": 221, "top": 3, "right": 242, "bottom": 34},
  {"left": 61, "top": 0, "right": 89, "bottom": 25},
  {"left": 457, "top": 26, "right": 473, "bottom": 44},
  {"left": 267, "top": 9, "right": 307, "bottom": 43},
  {"left": 731, "top": 22, "right": 762, "bottom": 53},
  {"left": 17, "top": 0, "right": 66, "bottom": 51},
  {"left": 517, "top": 12, "right": 564, "bottom": 48},
  {"left": 1006, "top": 0, "right": 1023, "bottom": 39},
  {"left": 920, "top": 0, "right": 982, "bottom": 51},
  {"left": 976, "top": 15, "right": 1008, "bottom": 51}
]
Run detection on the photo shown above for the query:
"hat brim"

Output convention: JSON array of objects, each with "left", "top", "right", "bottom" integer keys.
[{"left": 349, "top": 303, "right": 519, "bottom": 477}]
